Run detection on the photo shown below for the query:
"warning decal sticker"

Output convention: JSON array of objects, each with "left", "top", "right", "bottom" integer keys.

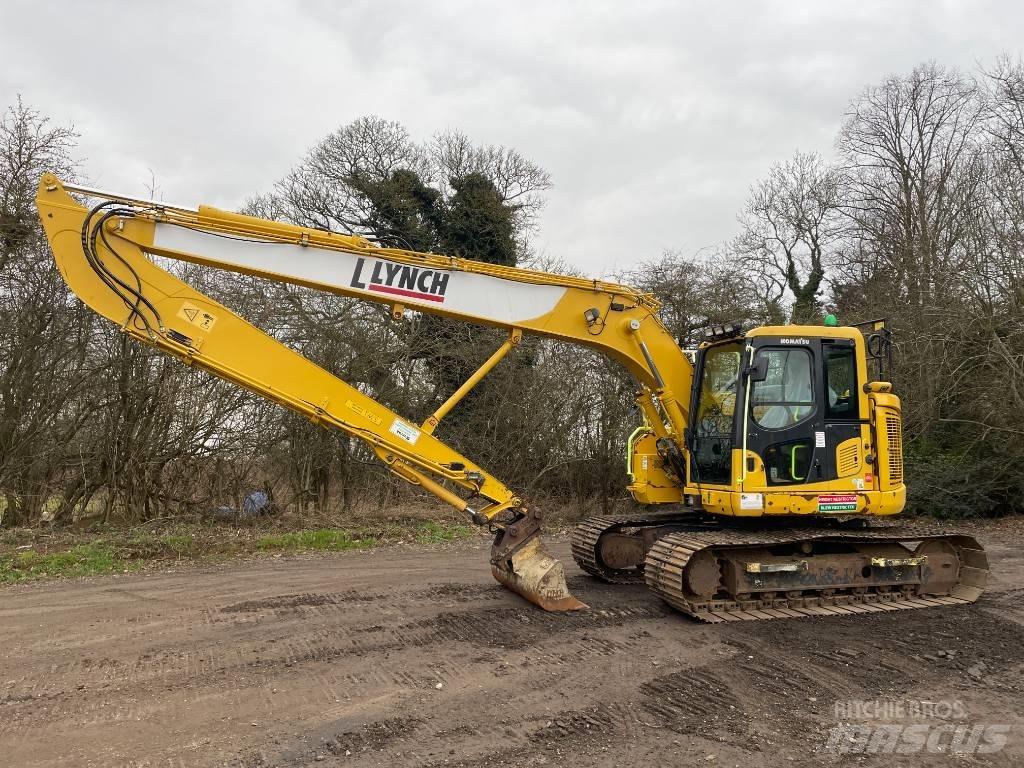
[
  {"left": 177, "top": 301, "right": 218, "bottom": 332},
  {"left": 818, "top": 493, "right": 859, "bottom": 513}
]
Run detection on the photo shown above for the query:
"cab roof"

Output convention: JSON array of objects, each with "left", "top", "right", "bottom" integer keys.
[{"left": 746, "top": 324, "right": 862, "bottom": 342}]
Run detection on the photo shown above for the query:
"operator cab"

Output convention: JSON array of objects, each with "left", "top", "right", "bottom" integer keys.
[{"left": 688, "top": 323, "right": 888, "bottom": 490}]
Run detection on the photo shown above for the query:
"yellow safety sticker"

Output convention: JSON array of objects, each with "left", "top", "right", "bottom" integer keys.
[{"left": 177, "top": 301, "right": 218, "bottom": 332}]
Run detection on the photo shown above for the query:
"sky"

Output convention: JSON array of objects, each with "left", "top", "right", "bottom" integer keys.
[{"left": 3, "top": 0, "right": 1022, "bottom": 275}]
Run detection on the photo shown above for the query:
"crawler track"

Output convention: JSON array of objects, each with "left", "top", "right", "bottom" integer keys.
[
  {"left": 573, "top": 514, "right": 989, "bottom": 623},
  {"left": 644, "top": 526, "right": 988, "bottom": 623},
  {"left": 570, "top": 510, "right": 695, "bottom": 583}
]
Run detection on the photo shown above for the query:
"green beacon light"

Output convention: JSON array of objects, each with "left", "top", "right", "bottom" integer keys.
[{"left": 824, "top": 313, "right": 839, "bottom": 327}]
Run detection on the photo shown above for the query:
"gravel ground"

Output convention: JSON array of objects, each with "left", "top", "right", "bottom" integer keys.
[{"left": 1, "top": 519, "right": 1022, "bottom": 767}]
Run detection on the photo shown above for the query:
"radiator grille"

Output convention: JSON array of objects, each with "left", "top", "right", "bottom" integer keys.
[
  {"left": 836, "top": 441, "right": 860, "bottom": 477},
  {"left": 886, "top": 414, "right": 903, "bottom": 484}
]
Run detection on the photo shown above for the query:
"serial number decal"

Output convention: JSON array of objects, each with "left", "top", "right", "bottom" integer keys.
[{"left": 389, "top": 419, "right": 421, "bottom": 445}]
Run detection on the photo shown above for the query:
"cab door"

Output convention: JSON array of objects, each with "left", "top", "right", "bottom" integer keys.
[
  {"left": 745, "top": 341, "right": 823, "bottom": 486},
  {"left": 688, "top": 341, "right": 743, "bottom": 485},
  {"left": 744, "top": 337, "right": 864, "bottom": 489},
  {"left": 820, "top": 339, "right": 865, "bottom": 483}
]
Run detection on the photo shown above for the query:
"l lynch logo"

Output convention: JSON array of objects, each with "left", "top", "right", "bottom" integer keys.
[{"left": 350, "top": 257, "right": 450, "bottom": 303}]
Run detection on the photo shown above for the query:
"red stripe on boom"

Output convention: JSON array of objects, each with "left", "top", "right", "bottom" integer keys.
[{"left": 367, "top": 284, "right": 446, "bottom": 303}]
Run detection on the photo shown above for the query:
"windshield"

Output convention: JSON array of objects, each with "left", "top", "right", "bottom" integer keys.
[
  {"left": 698, "top": 343, "right": 741, "bottom": 423},
  {"left": 692, "top": 341, "right": 741, "bottom": 483}
]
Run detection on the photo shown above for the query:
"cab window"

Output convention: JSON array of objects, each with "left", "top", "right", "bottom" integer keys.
[
  {"left": 750, "top": 348, "right": 814, "bottom": 429},
  {"left": 692, "top": 342, "right": 741, "bottom": 483},
  {"left": 825, "top": 344, "right": 858, "bottom": 419},
  {"left": 763, "top": 438, "right": 813, "bottom": 484}
]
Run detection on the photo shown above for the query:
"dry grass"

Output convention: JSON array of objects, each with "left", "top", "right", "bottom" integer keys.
[{"left": 0, "top": 508, "right": 480, "bottom": 584}]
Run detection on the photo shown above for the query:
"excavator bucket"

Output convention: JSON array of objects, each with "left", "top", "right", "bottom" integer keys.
[{"left": 492, "top": 535, "right": 588, "bottom": 611}]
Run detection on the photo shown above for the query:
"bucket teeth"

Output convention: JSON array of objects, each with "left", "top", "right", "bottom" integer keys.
[{"left": 492, "top": 536, "right": 588, "bottom": 612}]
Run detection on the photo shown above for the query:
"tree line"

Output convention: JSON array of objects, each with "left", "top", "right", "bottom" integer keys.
[{"left": 1, "top": 57, "right": 1022, "bottom": 526}]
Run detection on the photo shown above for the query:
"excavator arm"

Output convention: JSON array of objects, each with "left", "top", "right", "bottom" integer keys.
[{"left": 36, "top": 174, "right": 693, "bottom": 611}]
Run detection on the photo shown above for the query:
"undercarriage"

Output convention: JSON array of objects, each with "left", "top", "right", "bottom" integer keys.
[{"left": 571, "top": 511, "right": 988, "bottom": 622}]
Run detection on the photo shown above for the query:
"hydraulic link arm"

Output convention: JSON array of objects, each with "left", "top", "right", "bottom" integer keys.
[{"left": 36, "top": 175, "right": 693, "bottom": 611}]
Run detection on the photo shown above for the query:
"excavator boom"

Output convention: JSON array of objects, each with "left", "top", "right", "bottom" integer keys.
[{"left": 36, "top": 175, "right": 692, "bottom": 612}]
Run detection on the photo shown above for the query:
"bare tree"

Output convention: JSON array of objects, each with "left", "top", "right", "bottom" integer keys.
[
  {"left": 733, "top": 151, "right": 841, "bottom": 323},
  {"left": 0, "top": 98, "right": 94, "bottom": 524},
  {"left": 430, "top": 129, "right": 552, "bottom": 234},
  {"left": 838, "top": 62, "right": 986, "bottom": 310},
  {"left": 246, "top": 116, "right": 426, "bottom": 234},
  {"left": 629, "top": 250, "right": 782, "bottom": 344},
  {"left": 0, "top": 98, "right": 78, "bottom": 261}
]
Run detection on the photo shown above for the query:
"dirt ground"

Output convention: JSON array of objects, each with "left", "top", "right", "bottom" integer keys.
[{"left": 1, "top": 521, "right": 1023, "bottom": 768}]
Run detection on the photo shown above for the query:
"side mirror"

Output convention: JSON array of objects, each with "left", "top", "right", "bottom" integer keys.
[{"left": 748, "top": 356, "right": 768, "bottom": 382}]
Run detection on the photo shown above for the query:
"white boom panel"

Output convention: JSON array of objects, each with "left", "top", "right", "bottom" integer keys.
[{"left": 153, "top": 224, "right": 568, "bottom": 325}]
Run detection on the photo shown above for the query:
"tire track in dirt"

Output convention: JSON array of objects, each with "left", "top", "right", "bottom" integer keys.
[
  {"left": 2, "top": 534, "right": 1023, "bottom": 767},
  {"left": 1, "top": 578, "right": 670, "bottom": 742},
  {"left": 639, "top": 668, "right": 747, "bottom": 738}
]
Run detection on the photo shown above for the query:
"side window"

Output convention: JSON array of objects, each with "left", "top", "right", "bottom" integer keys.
[
  {"left": 825, "top": 345, "right": 859, "bottom": 419},
  {"left": 763, "top": 438, "right": 814, "bottom": 484},
  {"left": 751, "top": 348, "right": 814, "bottom": 429}
]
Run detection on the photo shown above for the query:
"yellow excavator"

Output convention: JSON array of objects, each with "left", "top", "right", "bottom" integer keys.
[{"left": 36, "top": 174, "right": 988, "bottom": 620}]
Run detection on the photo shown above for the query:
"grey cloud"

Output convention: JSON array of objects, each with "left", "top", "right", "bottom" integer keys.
[{"left": 2, "top": 0, "right": 1021, "bottom": 274}]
